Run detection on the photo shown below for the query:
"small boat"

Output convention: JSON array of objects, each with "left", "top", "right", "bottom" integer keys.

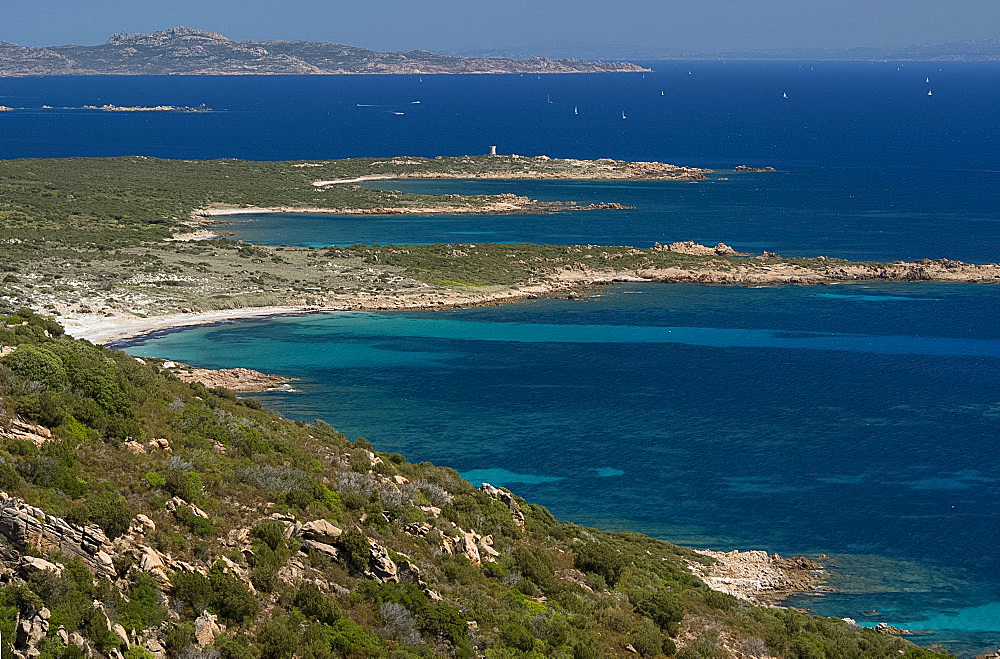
[
  {"left": 925, "top": 77, "right": 930, "bottom": 83},
  {"left": 412, "top": 100, "right": 421, "bottom": 104},
  {"left": 574, "top": 106, "right": 578, "bottom": 115},
  {"left": 547, "top": 94, "right": 553, "bottom": 104},
  {"left": 419, "top": 77, "right": 423, "bottom": 82},
  {"left": 783, "top": 92, "right": 788, "bottom": 99},
  {"left": 660, "top": 91, "right": 664, "bottom": 96},
  {"left": 927, "top": 90, "right": 933, "bottom": 96},
  {"left": 687, "top": 70, "right": 692, "bottom": 75},
  {"left": 393, "top": 112, "right": 404, "bottom": 116},
  {"left": 621, "top": 110, "right": 627, "bottom": 120}
]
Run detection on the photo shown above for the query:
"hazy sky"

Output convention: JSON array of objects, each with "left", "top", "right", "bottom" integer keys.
[{"left": 3, "top": 0, "right": 999, "bottom": 52}]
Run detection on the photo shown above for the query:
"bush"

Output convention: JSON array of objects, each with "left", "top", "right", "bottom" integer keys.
[
  {"left": 209, "top": 564, "right": 258, "bottom": 624},
  {"left": 164, "top": 468, "right": 202, "bottom": 502},
  {"left": 3, "top": 344, "right": 67, "bottom": 389},
  {"left": 294, "top": 582, "right": 340, "bottom": 625},
  {"left": 217, "top": 634, "right": 257, "bottom": 659},
  {"left": 417, "top": 602, "right": 471, "bottom": 651},
  {"left": 628, "top": 618, "right": 664, "bottom": 657},
  {"left": 251, "top": 520, "right": 285, "bottom": 551},
  {"left": 338, "top": 528, "right": 370, "bottom": 573},
  {"left": 164, "top": 623, "right": 196, "bottom": 656},
  {"left": 118, "top": 573, "right": 167, "bottom": 632},
  {"left": 258, "top": 615, "right": 296, "bottom": 659},
  {"left": 85, "top": 490, "right": 133, "bottom": 539},
  {"left": 634, "top": 589, "right": 684, "bottom": 634},
  {"left": 511, "top": 546, "right": 555, "bottom": 592},
  {"left": 171, "top": 572, "right": 212, "bottom": 614},
  {"left": 573, "top": 542, "right": 625, "bottom": 587}
]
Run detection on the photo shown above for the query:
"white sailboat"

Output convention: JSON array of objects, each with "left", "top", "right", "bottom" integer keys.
[
  {"left": 927, "top": 90, "right": 933, "bottom": 96},
  {"left": 925, "top": 77, "right": 930, "bottom": 83},
  {"left": 660, "top": 91, "right": 664, "bottom": 96},
  {"left": 574, "top": 106, "right": 578, "bottom": 115},
  {"left": 783, "top": 92, "right": 788, "bottom": 99},
  {"left": 621, "top": 110, "right": 627, "bottom": 120}
]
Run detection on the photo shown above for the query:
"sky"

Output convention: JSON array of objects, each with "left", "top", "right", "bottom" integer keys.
[{"left": 2, "top": 0, "right": 999, "bottom": 53}]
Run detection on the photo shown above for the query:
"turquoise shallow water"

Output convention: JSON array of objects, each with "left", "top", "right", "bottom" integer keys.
[{"left": 122, "top": 282, "right": 1000, "bottom": 653}]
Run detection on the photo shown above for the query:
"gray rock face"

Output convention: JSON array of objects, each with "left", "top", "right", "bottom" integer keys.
[
  {"left": 0, "top": 492, "right": 115, "bottom": 577},
  {"left": 194, "top": 610, "right": 223, "bottom": 645},
  {"left": 15, "top": 607, "right": 50, "bottom": 654},
  {"left": 367, "top": 543, "right": 399, "bottom": 583},
  {"left": 298, "top": 519, "right": 342, "bottom": 544}
]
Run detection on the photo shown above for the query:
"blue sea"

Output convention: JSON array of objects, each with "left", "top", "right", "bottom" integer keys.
[{"left": 3, "top": 63, "right": 999, "bottom": 655}]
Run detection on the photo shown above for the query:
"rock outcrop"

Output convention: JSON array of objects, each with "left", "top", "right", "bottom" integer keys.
[
  {"left": 689, "top": 548, "right": 826, "bottom": 605},
  {"left": 652, "top": 241, "right": 738, "bottom": 256},
  {"left": 480, "top": 482, "right": 526, "bottom": 531},
  {"left": 0, "top": 492, "right": 115, "bottom": 577},
  {"left": 0, "top": 417, "right": 53, "bottom": 447}
]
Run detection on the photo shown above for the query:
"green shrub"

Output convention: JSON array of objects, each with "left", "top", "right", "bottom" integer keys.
[
  {"left": 3, "top": 344, "right": 67, "bottom": 389},
  {"left": 328, "top": 618, "right": 383, "bottom": 656},
  {"left": 417, "top": 602, "right": 471, "bottom": 653},
  {"left": 338, "top": 528, "right": 370, "bottom": 573},
  {"left": 85, "top": 490, "right": 132, "bottom": 539},
  {"left": 164, "top": 468, "right": 202, "bottom": 502},
  {"left": 258, "top": 614, "right": 296, "bottom": 659},
  {"left": 118, "top": 573, "right": 167, "bottom": 632},
  {"left": 294, "top": 582, "right": 340, "bottom": 625},
  {"left": 171, "top": 572, "right": 212, "bottom": 614},
  {"left": 511, "top": 546, "right": 555, "bottom": 592},
  {"left": 251, "top": 520, "right": 285, "bottom": 551},
  {"left": 164, "top": 623, "right": 196, "bottom": 656},
  {"left": 144, "top": 471, "right": 166, "bottom": 488},
  {"left": 634, "top": 589, "right": 684, "bottom": 634},
  {"left": 574, "top": 542, "right": 625, "bottom": 587},
  {"left": 217, "top": 634, "right": 257, "bottom": 659},
  {"left": 628, "top": 618, "right": 664, "bottom": 657},
  {"left": 209, "top": 564, "right": 258, "bottom": 624}
]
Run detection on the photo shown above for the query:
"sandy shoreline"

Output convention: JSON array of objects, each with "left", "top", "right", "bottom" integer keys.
[{"left": 62, "top": 281, "right": 565, "bottom": 345}]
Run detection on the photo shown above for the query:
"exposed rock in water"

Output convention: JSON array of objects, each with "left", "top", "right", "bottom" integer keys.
[
  {"left": 167, "top": 363, "right": 289, "bottom": 392},
  {"left": 734, "top": 165, "right": 777, "bottom": 172}
]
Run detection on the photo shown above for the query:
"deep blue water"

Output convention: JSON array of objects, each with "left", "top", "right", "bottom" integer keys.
[{"left": 4, "top": 64, "right": 1000, "bottom": 654}]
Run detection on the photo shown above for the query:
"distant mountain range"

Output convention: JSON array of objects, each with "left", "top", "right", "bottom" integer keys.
[
  {"left": 0, "top": 27, "right": 649, "bottom": 76},
  {"left": 450, "top": 38, "right": 1000, "bottom": 62}
]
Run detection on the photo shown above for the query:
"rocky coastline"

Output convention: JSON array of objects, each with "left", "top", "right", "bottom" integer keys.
[{"left": 689, "top": 548, "right": 827, "bottom": 606}]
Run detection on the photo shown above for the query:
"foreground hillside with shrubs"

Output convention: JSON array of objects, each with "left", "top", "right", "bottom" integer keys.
[{"left": 0, "top": 308, "right": 951, "bottom": 658}]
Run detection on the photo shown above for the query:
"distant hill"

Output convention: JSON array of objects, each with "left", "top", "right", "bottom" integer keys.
[
  {"left": 0, "top": 27, "right": 649, "bottom": 76},
  {"left": 453, "top": 37, "right": 1000, "bottom": 62}
]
